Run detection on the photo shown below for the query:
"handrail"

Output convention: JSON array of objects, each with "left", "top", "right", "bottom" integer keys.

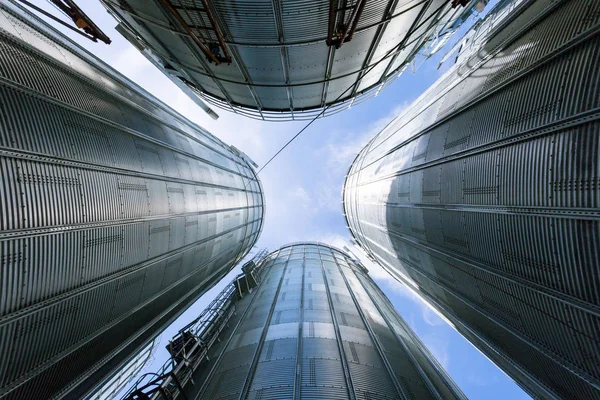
[{"left": 122, "top": 249, "right": 268, "bottom": 400}]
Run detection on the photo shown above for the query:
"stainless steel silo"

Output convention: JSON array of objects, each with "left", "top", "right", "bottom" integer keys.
[
  {"left": 100, "top": 0, "right": 480, "bottom": 120},
  {"left": 124, "top": 243, "right": 466, "bottom": 400},
  {"left": 0, "top": 1, "right": 264, "bottom": 399},
  {"left": 343, "top": 0, "right": 600, "bottom": 398}
]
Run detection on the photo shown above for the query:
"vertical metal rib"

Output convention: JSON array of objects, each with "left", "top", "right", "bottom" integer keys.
[
  {"left": 271, "top": 0, "right": 294, "bottom": 114},
  {"left": 333, "top": 260, "right": 410, "bottom": 400},
  {"left": 379, "top": 0, "right": 435, "bottom": 82},
  {"left": 349, "top": 0, "right": 400, "bottom": 97},
  {"left": 343, "top": 0, "right": 600, "bottom": 397},
  {"left": 237, "top": 256, "right": 290, "bottom": 399},
  {"left": 354, "top": 271, "right": 450, "bottom": 399},
  {"left": 319, "top": 249, "right": 357, "bottom": 400},
  {"left": 150, "top": 0, "right": 236, "bottom": 107},
  {"left": 293, "top": 257, "right": 306, "bottom": 399}
]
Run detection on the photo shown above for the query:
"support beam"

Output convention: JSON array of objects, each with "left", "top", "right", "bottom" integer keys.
[
  {"left": 327, "top": 0, "right": 367, "bottom": 48},
  {"left": 379, "top": 0, "right": 437, "bottom": 81},
  {"left": 344, "top": 0, "right": 367, "bottom": 43},
  {"left": 272, "top": 0, "right": 294, "bottom": 113},
  {"left": 15, "top": 0, "right": 111, "bottom": 43},
  {"left": 157, "top": 0, "right": 221, "bottom": 64},
  {"left": 350, "top": 0, "right": 402, "bottom": 97},
  {"left": 200, "top": 0, "right": 231, "bottom": 62},
  {"left": 203, "top": 0, "right": 266, "bottom": 118}
]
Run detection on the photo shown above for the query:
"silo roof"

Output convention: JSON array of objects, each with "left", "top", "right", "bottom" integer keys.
[{"left": 102, "top": 0, "right": 477, "bottom": 120}]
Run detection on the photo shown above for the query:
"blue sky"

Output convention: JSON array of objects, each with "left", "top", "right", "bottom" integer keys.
[{"left": 26, "top": 1, "right": 529, "bottom": 398}]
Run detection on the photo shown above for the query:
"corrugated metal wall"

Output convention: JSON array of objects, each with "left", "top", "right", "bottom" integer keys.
[
  {"left": 343, "top": 1, "right": 600, "bottom": 399},
  {"left": 100, "top": 0, "right": 476, "bottom": 120},
  {"left": 0, "top": 2, "right": 264, "bottom": 399},
  {"left": 88, "top": 338, "right": 157, "bottom": 400},
  {"left": 178, "top": 243, "right": 465, "bottom": 400}
]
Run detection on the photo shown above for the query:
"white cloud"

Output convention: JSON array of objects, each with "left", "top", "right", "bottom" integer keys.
[
  {"left": 466, "top": 371, "right": 489, "bottom": 386},
  {"left": 372, "top": 272, "right": 444, "bottom": 328},
  {"left": 291, "top": 186, "right": 317, "bottom": 215},
  {"left": 311, "top": 101, "right": 411, "bottom": 214},
  {"left": 384, "top": 277, "right": 448, "bottom": 328},
  {"left": 422, "top": 332, "right": 451, "bottom": 370},
  {"left": 422, "top": 306, "right": 446, "bottom": 327},
  {"left": 315, "top": 233, "right": 352, "bottom": 250},
  {"left": 111, "top": 46, "right": 153, "bottom": 82},
  {"left": 293, "top": 186, "right": 310, "bottom": 204}
]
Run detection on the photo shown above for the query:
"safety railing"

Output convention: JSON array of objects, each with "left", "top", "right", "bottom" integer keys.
[{"left": 122, "top": 249, "right": 268, "bottom": 400}]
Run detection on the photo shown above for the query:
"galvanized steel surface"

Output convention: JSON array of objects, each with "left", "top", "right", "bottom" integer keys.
[
  {"left": 172, "top": 242, "right": 466, "bottom": 400},
  {"left": 100, "top": 0, "right": 477, "bottom": 120},
  {"left": 343, "top": 0, "right": 600, "bottom": 399},
  {"left": 88, "top": 338, "right": 158, "bottom": 400},
  {"left": 0, "top": 1, "right": 264, "bottom": 399}
]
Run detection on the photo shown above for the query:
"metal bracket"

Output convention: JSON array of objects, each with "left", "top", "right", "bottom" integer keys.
[
  {"left": 158, "top": 0, "right": 231, "bottom": 65},
  {"left": 15, "top": 0, "right": 111, "bottom": 43},
  {"left": 327, "top": 0, "right": 368, "bottom": 48}
]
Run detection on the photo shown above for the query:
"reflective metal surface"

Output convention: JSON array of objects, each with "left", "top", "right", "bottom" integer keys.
[
  {"left": 88, "top": 338, "right": 158, "bottom": 400},
  {"left": 100, "top": 0, "right": 479, "bottom": 120},
  {"left": 0, "top": 1, "right": 264, "bottom": 399},
  {"left": 158, "top": 242, "right": 466, "bottom": 400},
  {"left": 343, "top": 0, "right": 600, "bottom": 399},
  {"left": 121, "top": 250, "right": 268, "bottom": 399}
]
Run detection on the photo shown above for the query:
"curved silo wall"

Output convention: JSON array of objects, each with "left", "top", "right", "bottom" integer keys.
[
  {"left": 170, "top": 243, "right": 465, "bottom": 400},
  {"left": 100, "top": 0, "right": 477, "bottom": 120},
  {"left": 344, "top": 0, "right": 600, "bottom": 398},
  {"left": 0, "top": 2, "right": 264, "bottom": 399}
]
